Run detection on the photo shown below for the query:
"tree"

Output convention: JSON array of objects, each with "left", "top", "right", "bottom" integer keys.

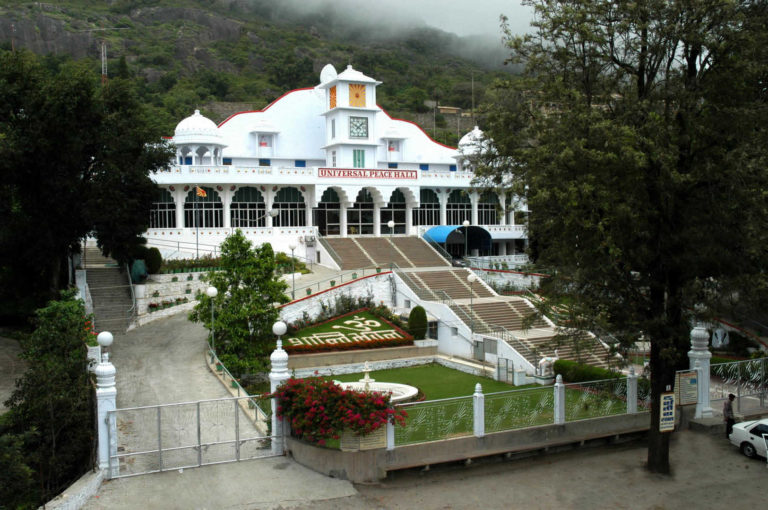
[
  {"left": 408, "top": 306, "right": 428, "bottom": 340},
  {"left": 0, "top": 50, "right": 173, "bottom": 320},
  {"left": 190, "top": 230, "right": 289, "bottom": 376},
  {"left": 476, "top": 0, "right": 768, "bottom": 473},
  {"left": 2, "top": 290, "right": 95, "bottom": 506}
]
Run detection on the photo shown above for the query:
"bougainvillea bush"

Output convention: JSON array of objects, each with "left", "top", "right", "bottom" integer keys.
[{"left": 271, "top": 377, "right": 407, "bottom": 446}]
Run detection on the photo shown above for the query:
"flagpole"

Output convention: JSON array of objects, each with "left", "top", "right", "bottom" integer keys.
[{"left": 195, "top": 184, "right": 199, "bottom": 259}]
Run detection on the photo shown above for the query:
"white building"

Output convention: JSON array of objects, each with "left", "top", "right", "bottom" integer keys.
[{"left": 149, "top": 64, "right": 527, "bottom": 265}]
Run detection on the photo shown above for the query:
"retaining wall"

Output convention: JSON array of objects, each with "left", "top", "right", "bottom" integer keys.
[{"left": 286, "top": 412, "right": 650, "bottom": 483}]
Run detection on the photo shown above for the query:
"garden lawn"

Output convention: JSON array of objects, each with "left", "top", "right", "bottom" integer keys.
[
  {"left": 331, "top": 363, "right": 521, "bottom": 400},
  {"left": 290, "top": 310, "right": 405, "bottom": 339},
  {"left": 331, "top": 365, "right": 632, "bottom": 445}
]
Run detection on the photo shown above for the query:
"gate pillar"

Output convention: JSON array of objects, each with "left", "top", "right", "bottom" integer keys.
[
  {"left": 95, "top": 351, "right": 118, "bottom": 478},
  {"left": 688, "top": 324, "right": 713, "bottom": 418},
  {"left": 270, "top": 322, "right": 291, "bottom": 455}
]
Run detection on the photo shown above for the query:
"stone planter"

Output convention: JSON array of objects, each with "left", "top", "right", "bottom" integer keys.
[{"left": 340, "top": 427, "right": 386, "bottom": 452}]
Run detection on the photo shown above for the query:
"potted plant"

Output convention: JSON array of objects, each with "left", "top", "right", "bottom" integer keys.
[
  {"left": 306, "top": 288, "right": 312, "bottom": 296},
  {"left": 330, "top": 280, "right": 336, "bottom": 287}
]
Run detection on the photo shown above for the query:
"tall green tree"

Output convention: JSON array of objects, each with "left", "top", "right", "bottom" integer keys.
[
  {"left": 190, "top": 230, "right": 289, "bottom": 376},
  {"left": 2, "top": 290, "right": 95, "bottom": 506},
  {"left": 0, "top": 50, "right": 172, "bottom": 321},
  {"left": 476, "top": 0, "right": 768, "bottom": 473}
]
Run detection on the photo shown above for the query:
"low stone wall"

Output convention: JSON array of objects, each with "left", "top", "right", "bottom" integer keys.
[
  {"left": 288, "top": 344, "right": 438, "bottom": 370},
  {"left": 286, "top": 412, "right": 650, "bottom": 483},
  {"left": 39, "top": 468, "right": 104, "bottom": 510}
]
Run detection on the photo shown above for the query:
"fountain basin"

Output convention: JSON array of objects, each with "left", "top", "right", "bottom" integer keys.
[{"left": 335, "top": 381, "right": 419, "bottom": 404}]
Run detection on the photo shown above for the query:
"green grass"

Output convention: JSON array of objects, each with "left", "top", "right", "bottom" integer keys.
[
  {"left": 330, "top": 365, "right": 632, "bottom": 445},
  {"left": 331, "top": 363, "right": 522, "bottom": 400}
]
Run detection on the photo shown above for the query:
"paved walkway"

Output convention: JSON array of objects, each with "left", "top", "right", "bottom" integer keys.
[{"left": 83, "top": 312, "right": 357, "bottom": 509}]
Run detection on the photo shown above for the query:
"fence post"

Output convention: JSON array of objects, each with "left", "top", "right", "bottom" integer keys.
[
  {"left": 627, "top": 367, "right": 638, "bottom": 414},
  {"left": 554, "top": 375, "right": 565, "bottom": 425},
  {"left": 95, "top": 352, "right": 118, "bottom": 478},
  {"left": 473, "top": 383, "right": 485, "bottom": 438},
  {"left": 688, "top": 324, "right": 713, "bottom": 418},
  {"left": 269, "top": 337, "right": 291, "bottom": 456},
  {"left": 386, "top": 419, "right": 395, "bottom": 450}
]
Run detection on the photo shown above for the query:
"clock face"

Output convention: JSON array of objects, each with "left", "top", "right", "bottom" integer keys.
[{"left": 349, "top": 116, "right": 368, "bottom": 138}]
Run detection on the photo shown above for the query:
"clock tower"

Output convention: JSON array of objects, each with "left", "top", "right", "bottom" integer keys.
[{"left": 318, "top": 64, "right": 382, "bottom": 169}]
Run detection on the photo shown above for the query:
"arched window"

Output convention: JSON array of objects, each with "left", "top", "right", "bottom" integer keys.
[
  {"left": 381, "top": 189, "right": 407, "bottom": 234},
  {"left": 149, "top": 188, "right": 176, "bottom": 228},
  {"left": 231, "top": 187, "right": 266, "bottom": 227},
  {"left": 478, "top": 191, "right": 499, "bottom": 225},
  {"left": 347, "top": 189, "right": 375, "bottom": 235},
  {"left": 184, "top": 187, "right": 223, "bottom": 228},
  {"left": 413, "top": 189, "right": 440, "bottom": 226},
  {"left": 446, "top": 189, "right": 471, "bottom": 225},
  {"left": 314, "top": 188, "right": 341, "bottom": 236},
  {"left": 273, "top": 187, "right": 306, "bottom": 227}
]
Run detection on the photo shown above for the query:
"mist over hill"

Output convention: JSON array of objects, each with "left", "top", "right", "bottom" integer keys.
[{"left": 0, "top": 1, "right": 518, "bottom": 142}]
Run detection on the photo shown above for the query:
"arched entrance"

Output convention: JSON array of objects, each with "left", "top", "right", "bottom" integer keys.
[
  {"left": 380, "top": 189, "right": 407, "bottom": 234},
  {"left": 314, "top": 188, "right": 341, "bottom": 235}
]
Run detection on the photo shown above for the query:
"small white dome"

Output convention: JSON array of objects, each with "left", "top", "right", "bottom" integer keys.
[
  {"left": 173, "top": 110, "right": 224, "bottom": 146},
  {"left": 457, "top": 126, "right": 490, "bottom": 158},
  {"left": 319, "top": 63, "right": 338, "bottom": 84}
]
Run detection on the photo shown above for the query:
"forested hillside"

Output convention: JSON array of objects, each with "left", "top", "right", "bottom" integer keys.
[{"left": 0, "top": 0, "right": 513, "bottom": 143}]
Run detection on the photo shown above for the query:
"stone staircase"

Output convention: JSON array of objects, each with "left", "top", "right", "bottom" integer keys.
[{"left": 84, "top": 247, "right": 133, "bottom": 333}]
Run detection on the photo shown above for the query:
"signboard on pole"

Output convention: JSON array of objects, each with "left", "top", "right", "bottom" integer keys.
[
  {"left": 660, "top": 392, "right": 676, "bottom": 432},
  {"left": 675, "top": 371, "right": 698, "bottom": 405}
]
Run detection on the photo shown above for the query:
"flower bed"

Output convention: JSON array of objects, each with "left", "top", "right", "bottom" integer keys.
[
  {"left": 271, "top": 377, "right": 407, "bottom": 446},
  {"left": 284, "top": 309, "right": 414, "bottom": 354}
]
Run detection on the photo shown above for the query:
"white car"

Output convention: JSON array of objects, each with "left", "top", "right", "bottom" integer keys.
[{"left": 729, "top": 418, "right": 768, "bottom": 459}]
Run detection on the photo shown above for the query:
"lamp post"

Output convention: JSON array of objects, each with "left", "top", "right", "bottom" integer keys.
[
  {"left": 387, "top": 219, "right": 395, "bottom": 241},
  {"left": 95, "top": 331, "right": 117, "bottom": 476},
  {"left": 288, "top": 241, "right": 297, "bottom": 300},
  {"left": 270, "top": 320, "right": 289, "bottom": 455},
  {"left": 462, "top": 219, "right": 470, "bottom": 258},
  {"left": 97, "top": 331, "right": 114, "bottom": 356},
  {"left": 467, "top": 273, "right": 477, "bottom": 338},
  {"left": 206, "top": 286, "right": 218, "bottom": 355}
]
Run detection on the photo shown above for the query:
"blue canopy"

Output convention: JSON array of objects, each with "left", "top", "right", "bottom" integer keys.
[{"left": 423, "top": 225, "right": 492, "bottom": 251}]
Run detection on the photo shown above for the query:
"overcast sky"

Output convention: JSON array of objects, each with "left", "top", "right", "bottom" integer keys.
[
  {"left": 276, "top": 0, "right": 534, "bottom": 38},
  {"left": 388, "top": 0, "right": 534, "bottom": 37}
]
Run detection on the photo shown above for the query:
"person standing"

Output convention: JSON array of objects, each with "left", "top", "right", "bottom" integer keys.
[{"left": 723, "top": 393, "right": 735, "bottom": 438}]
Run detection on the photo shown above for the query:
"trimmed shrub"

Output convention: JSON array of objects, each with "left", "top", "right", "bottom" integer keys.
[
  {"left": 145, "top": 247, "right": 163, "bottom": 274},
  {"left": 553, "top": 359, "right": 620, "bottom": 382},
  {"left": 408, "top": 306, "right": 428, "bottom": 340}
]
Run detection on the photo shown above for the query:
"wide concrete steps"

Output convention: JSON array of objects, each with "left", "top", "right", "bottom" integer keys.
[
  {"left": 83, "top": 246, "right": 119, "bottom": 268},
  {"left": 322, "top": 236, "right": 450, "bottom": 270},
  {"left": 408, "top": 269, "right": 495, "bottom": 300}
]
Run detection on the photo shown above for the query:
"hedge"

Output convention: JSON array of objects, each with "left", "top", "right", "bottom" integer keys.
[
  {"left": 553, "top": 360, "right": 620, "bottom": 383},
  {"left": 408, "top": 306, "right": 428, "bottom": 340}
]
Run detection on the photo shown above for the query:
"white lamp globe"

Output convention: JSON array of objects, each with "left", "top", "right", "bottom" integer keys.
[
  {"left": 97, "top": 331, "right": 114, "bottom": 348},
  {"left": 268, "top": 209, "right": 279, "bottom": 218},
  {"left": 206, "top": 286, "right": 218, "bottom": 298},
  {"left": 272, "top": 321, "right": 287, "bottom": 337},
  {"left": 387, "top": 220, "right": 395, "bottom": 229},
  {"left": 463, "top": 219, "right": 470, "bottom": 227},
  {"left": 288, "top": 241, "right": 297, "bottom": 251},
  {"left": 467, "top": 273, "right": 477, "bottom": 284}
]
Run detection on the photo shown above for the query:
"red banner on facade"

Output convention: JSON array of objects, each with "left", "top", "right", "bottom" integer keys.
[{"left": 318, "top": 168, "right": 418, "bottom": 180}]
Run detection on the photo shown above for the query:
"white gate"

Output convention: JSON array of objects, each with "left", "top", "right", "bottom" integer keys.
[{"left": 107, "top": 395, "right": 280, "bottom": 478}]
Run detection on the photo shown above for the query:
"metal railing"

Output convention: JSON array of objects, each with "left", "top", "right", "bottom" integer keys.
[
  {"left": 290, "top": 265, "right": 387, "bottom": 297},
  {"left": 389, "top": 263, "right": 435, "bottom": 301},
  {"left": 125, "top": 263, "right": 137, "bottom": 327},
  {"left": 710, "top": 357, "right": 768, "bottom": 413},
  {"left": 146, "top": 237, "right": 220, "bottom": 258},
  {"left": 317, "top": 235, "right": 342, "bottom": 268}
]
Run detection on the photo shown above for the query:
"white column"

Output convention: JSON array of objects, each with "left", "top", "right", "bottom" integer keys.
[
  {"left": 470, "top": 192, "right": 479, "bottom": 226},
  {"left": 405, "top": 203, "right": 414, "bottom": 235},
  {"left": 689, "top": 325, "right": 713, "bottom": 418},
  {"left": 340, "top": 202, "right": 349, "bottom": 237},
  {"left": 265, "top": 191, "right": 275, "bottom": 228},
  {"left": 498, "top": 242, "right": 507, "bottom": 256},
  {"left": 498, "top": 194, "right": 507, "bottom": 225},
  {"left": 386, "top": 420, "right": 395, "bottom": 450},
  {"left": 191, "top": 145, "right": 199, "bottom": 165},
  {"left": 438, "top": 193, "right": 448, "bottom": 226},
  {"left": 96, "top": 353, "right": 118, "bottom": 478},
  {"left": 223, "top": 189, "right": 232, "bottom": 229},
  {"left": 473, "top": 383, "right": 485, "bottom": 438},
  {"left": 554, "top": 374, "right": 565, "bottom": 424},
  {"left": 175, "top": 189, "right": 185, "bottom": 229},
  {"left": 373, "top": 203, "right": 382, "bottom": 236},
  {"left": 269, "top": 338, "right": 291, "bottom": 455},
  {"left": 627, "top": 367, "right": 638, "bottom": 414}
]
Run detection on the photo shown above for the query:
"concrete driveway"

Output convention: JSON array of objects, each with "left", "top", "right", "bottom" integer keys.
[{"left": 83, "top": 312, "right": 357, "bottom": 509}]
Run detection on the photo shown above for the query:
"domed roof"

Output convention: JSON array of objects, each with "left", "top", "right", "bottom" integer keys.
[
  {"left": 458, "top": 126, "right": 484, "bottom": 151},
  {"left": 173, "top": 110, "right": 224, "bottom": 146}
]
